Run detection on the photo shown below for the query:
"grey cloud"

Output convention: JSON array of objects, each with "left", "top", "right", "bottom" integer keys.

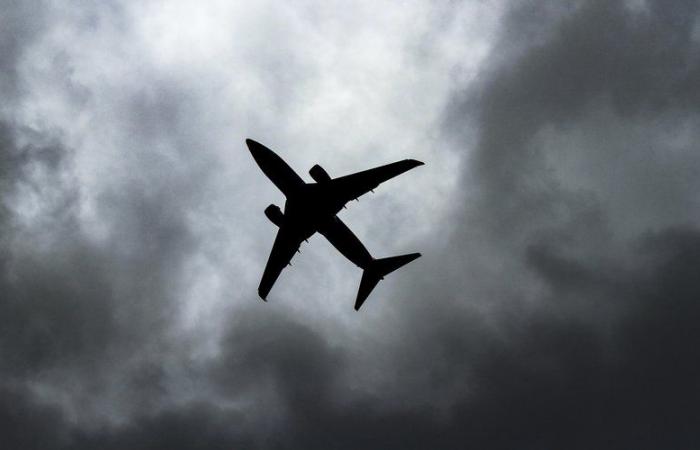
[
  {"left": 0, "top": 384, "right": 71, "bottom": 450},
  {"left": 0, "top": 0, "right": 46, "bottom": 101},
  {"left": 60, "top": 227, "right": 700, "bottom": 448},
  {"left": 2, "top": 0, "right": 700, "bottom": 448},
  {"left": 426, "top": 0, "right": 700, "bottom": 446},
  {"left": 0, "top": 2, "right": 207, "bottom": 428},
  {"left": 450, "top": 0, "right": 700, "bottom": 207}
]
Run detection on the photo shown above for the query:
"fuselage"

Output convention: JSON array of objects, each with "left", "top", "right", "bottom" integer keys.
[
  {"left": 283, "top": 183, "right": 343, "bottom": 230},
  {"left": 247, "top": 138, "right": 374, "bottom": 269}
]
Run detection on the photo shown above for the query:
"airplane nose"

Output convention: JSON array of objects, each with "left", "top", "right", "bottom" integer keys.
[
  {"left": 245, "top": 138, "right": 257, "bottom": 152},
  {"left": 246, "top": 138, "right": 272, "bottom": 167},
  {"left": 246, "top": 138, "right": 263, "bottom": 158}
]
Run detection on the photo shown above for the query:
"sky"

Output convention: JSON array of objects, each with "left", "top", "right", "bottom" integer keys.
[{"left": 1, "top": 0, "right": 700, "bottom": 448}]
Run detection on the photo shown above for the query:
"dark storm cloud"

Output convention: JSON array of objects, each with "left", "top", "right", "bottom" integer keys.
[
  {"left": 57, "top": 227, "right": 700, "bottom": 449},
  {"left": 0, "top": 115, "right": 190, "bottom": 396},
  {"left": 0, "top": 104, "right": 199, "bottom": 367},
  {"left": 0, "top": 0, "right": 208, "bottom": 435},
  {"left": 3, "top": 0, "right": 700, "bottom": 448},
  {"left": 0, "top": 384, "right": 71, "bottom": 450},
  {"left": 0, "top": 0, "right": 46, "bottom": 101},
  {"left": 449, "top": 0, "right": 700, "bottom": 238},
  {"left": 414, "top": 0, "right": 700, "bottom": 447},
  {"left": 166, "top": 0, "right": 698, "bottom": 447}
]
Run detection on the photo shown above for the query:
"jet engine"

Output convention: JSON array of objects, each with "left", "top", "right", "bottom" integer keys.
[
  {"left": 264, "top": 204, "right": 284, "bottom": 227},
  {"left": 309, "top": 164, "right": 331, "bottom": 183}
]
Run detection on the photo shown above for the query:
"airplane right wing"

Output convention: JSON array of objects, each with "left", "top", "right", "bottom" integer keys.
[
  {"left": 328, "top": 159, "right": 424, "bottom": 204},
  {"left": 258, "top": 226, "right": 304, "bottom": 300}
]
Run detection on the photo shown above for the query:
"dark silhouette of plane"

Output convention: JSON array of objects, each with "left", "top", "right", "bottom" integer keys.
[{"left": 246, "top": 138, "right": 423, "bottom": 310}]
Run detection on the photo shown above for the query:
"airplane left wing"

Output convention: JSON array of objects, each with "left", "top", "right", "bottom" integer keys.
[
  {"left": 258, "top": 226, "right": 304, "bottom": 300},
  {"left": 328, "top": 159, "right": 424, "bottom": 204}
]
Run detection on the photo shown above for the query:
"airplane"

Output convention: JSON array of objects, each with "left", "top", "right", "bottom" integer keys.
[{"left": 246, "top": 138, "right": 423, "bottom": 310}]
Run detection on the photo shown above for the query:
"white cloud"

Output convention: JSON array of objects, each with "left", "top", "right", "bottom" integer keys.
[{"left": 3, "top": 0, "right": 505, "bottom": 425}]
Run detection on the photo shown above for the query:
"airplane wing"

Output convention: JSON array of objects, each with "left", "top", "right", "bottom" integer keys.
[
  {"left": 258, "top": 226, "right": 305, "bottom": 300},
  {"left": 328, "top": 159, "right": 424, "bottom": 204}
]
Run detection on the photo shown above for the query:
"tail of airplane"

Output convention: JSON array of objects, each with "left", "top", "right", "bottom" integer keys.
[{"left": 355, "top": 253, "right": 421, "bottom": 311}]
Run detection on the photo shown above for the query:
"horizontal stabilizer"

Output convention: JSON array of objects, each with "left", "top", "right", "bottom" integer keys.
[{"left": 355, "top": 252, "right": 421, "bottom": 311}]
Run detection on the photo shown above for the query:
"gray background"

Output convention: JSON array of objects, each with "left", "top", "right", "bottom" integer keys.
[{"left": 1, "top": 0, "right": 699, "bottom": 448}]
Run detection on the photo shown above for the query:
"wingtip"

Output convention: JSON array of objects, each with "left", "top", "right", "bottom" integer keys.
[{"left": 407, "top": 159, "right": 425, "bottom": 167}]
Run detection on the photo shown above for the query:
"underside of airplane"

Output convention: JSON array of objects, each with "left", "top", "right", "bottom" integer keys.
[{"left": 247, "top": 138, "right": 423, "bottom": 310}]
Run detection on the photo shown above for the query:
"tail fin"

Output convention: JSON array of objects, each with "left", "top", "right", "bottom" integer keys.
[{"left": 355, "top": 253, "right": 421, "bottom": 311}]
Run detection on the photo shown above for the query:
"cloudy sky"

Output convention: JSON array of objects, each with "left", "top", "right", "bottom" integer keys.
[{"left": 2, "top": 0, "right": 700, "bottom": 448}]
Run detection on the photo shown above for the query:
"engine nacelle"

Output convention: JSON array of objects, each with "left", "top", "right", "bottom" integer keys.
[
  {"left": 309, "top": 164, "right": 331, "bottom": 183},
  {"left": 264, "top": 204, "right": 284, "bottom": 227}
]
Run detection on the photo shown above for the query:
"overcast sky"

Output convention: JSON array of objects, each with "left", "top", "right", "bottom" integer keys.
[{"left": 2, "top": 0, "right": 700, "bottom": 448}]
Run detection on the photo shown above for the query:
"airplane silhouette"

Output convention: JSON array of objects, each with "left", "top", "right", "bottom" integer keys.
[{"left": 246, "top": 139, "right": 423, "bottom": 310}]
